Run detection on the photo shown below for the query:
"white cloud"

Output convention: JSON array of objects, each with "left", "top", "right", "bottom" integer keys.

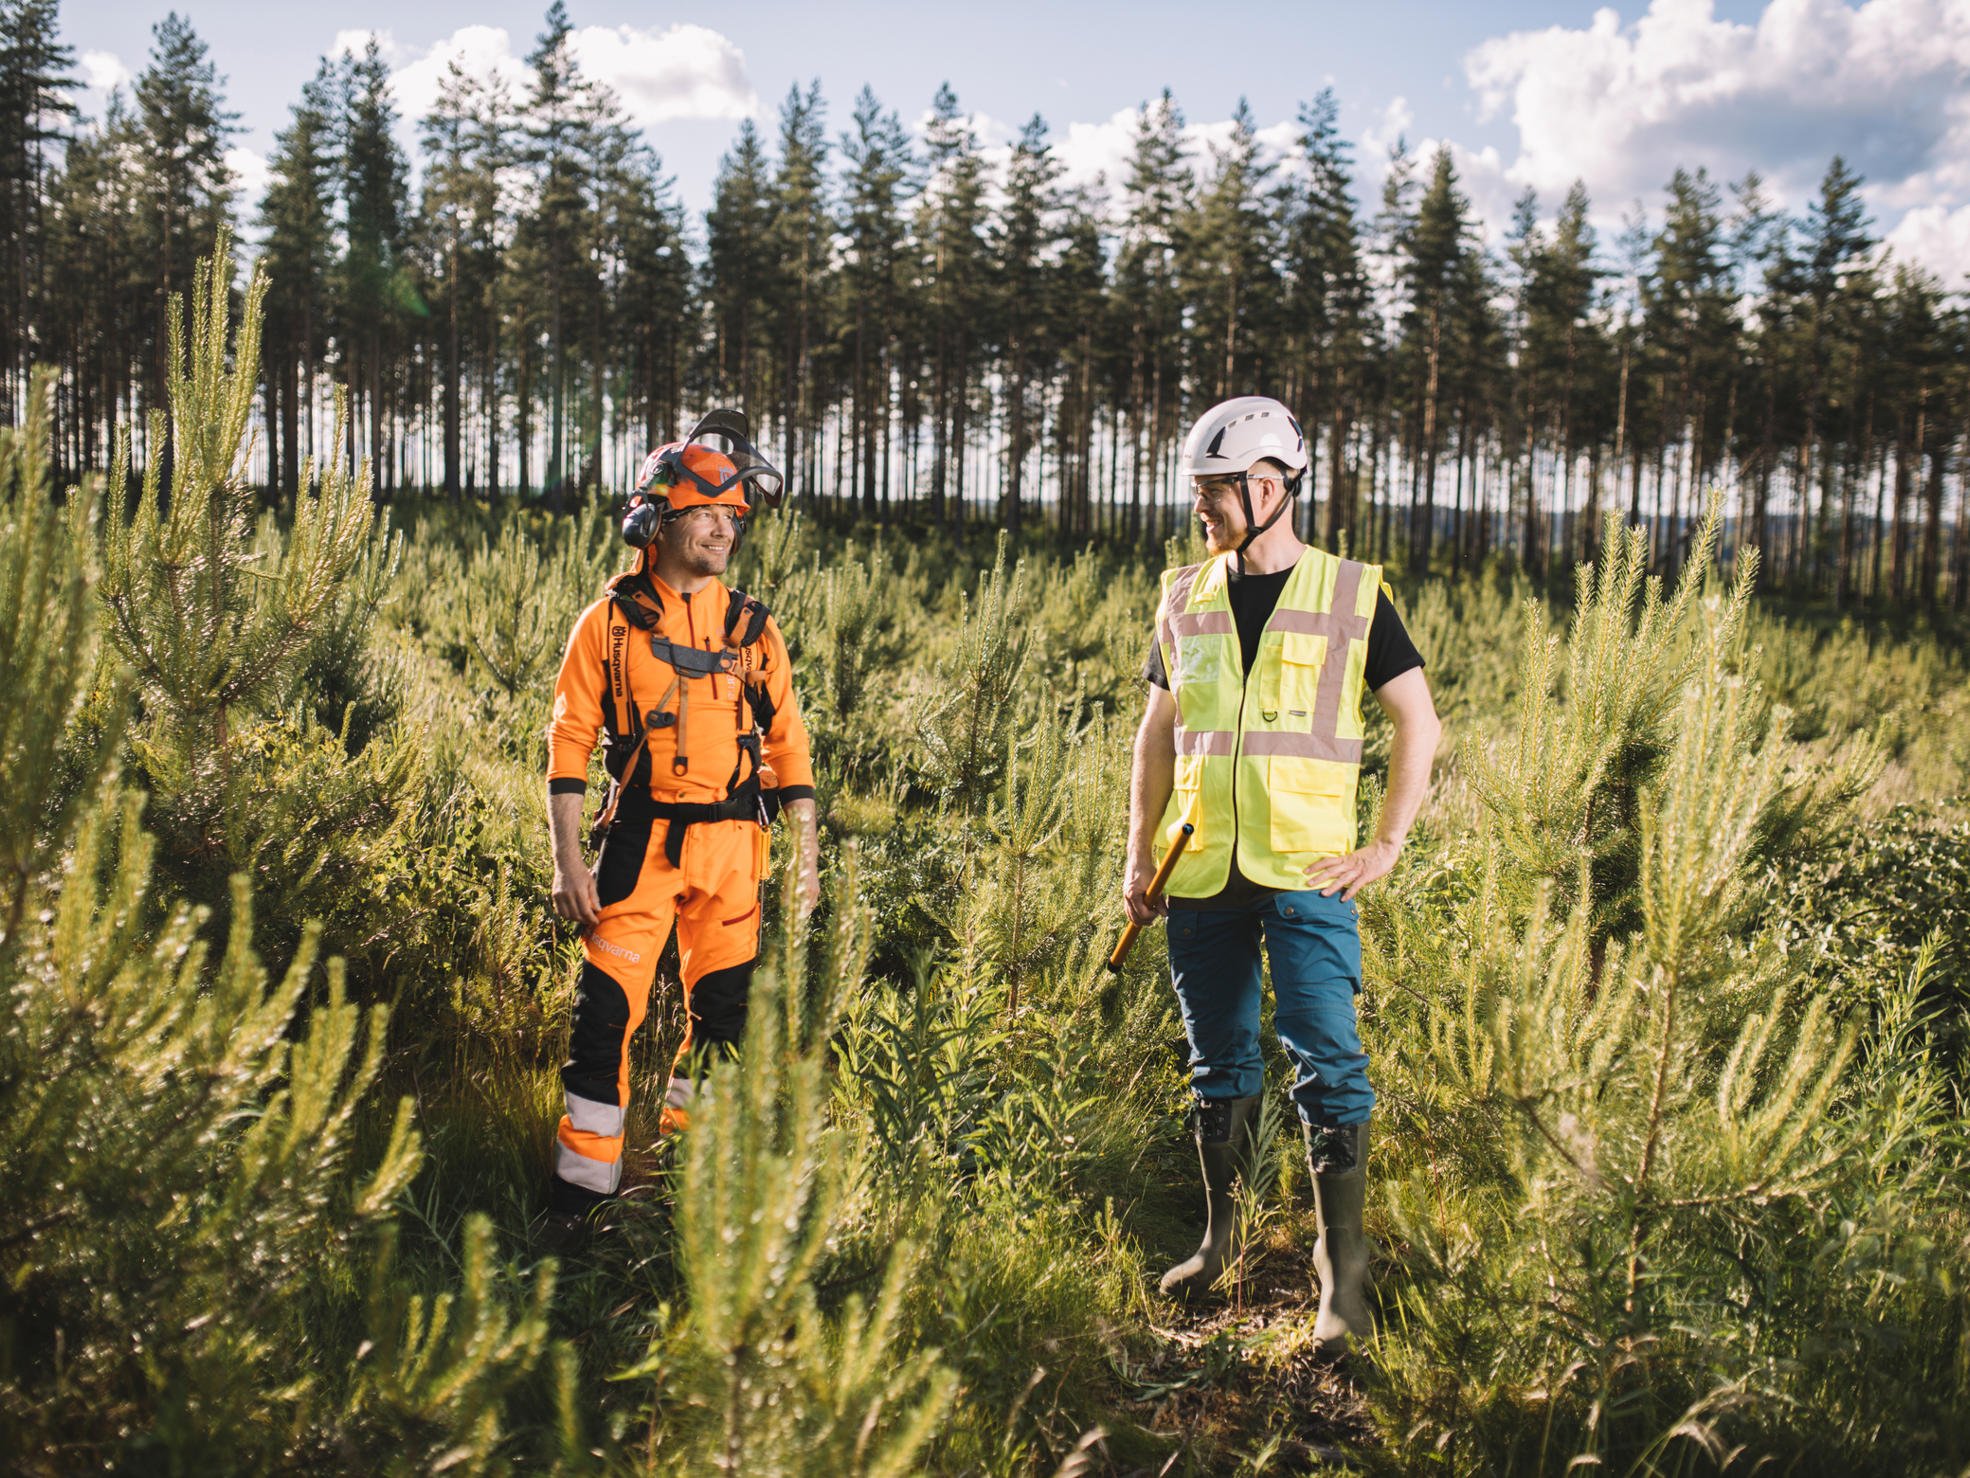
[
  {"left": 571, "top": 24, "right": 757, "bottom": 127},
  {"left": 1359, "top": 95, "right": 1415, "bottom": 167},
  {"left": 387, "top": 25, "right": 529, "bottom": 132},
  {"left": 1884, "top": 200, "right": 1970, "bottom": 284},
  {"left": 910, "top": 105, "right": 1016, "bottom": 152},
  {"left": 80, "top": 49, "right": 132, "bottom": 94},
  {"left": 376, "top": 22, "right": 754, "bottom": 140},
  {"left": 333, "top": 28, "right": 403, "bottom": 63},
  {"left": 1053, "top": 106, "right": 1139, "bottom": 193},
  {"left": 1352, "top": 92, "right": 1519, "bottom": 247},
  {"left": 1048, "top": 105, "right": 1311, "bottom": 206},
  {"left": 226, "top": 145, "right": 270, "bottom": 206},
  {"left": 1442, "top": 143, "right": 1517, "bottom": 247},
  {"left": 1466, "top": 0, "right": 1970, "bottom": 209}
]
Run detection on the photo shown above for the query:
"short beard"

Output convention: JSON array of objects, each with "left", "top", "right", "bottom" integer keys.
[
  {"left": 656, "top": 527, "right": 732, "bottom": 580},
  {"left": 675, "top": 542, "right": 729, "bottom": 578},
  {"left": 1200, "top": 518, "right": 1240, "bottom": 555}
]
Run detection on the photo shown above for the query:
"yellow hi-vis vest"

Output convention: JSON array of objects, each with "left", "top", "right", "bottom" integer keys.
[{"left": 1155, "top": 548, "right": 1382, "bottom": 897}]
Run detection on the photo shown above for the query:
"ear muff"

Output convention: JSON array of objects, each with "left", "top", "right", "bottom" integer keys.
[{"left": 622, "top": 496, "right": 660, "bottom": 549}]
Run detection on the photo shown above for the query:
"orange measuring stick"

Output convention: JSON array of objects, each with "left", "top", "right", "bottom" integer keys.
[{"left": 1107, "top": 822, "right": 1194, "bottom": 973}]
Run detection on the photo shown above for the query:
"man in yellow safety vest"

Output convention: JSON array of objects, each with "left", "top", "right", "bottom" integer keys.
[{"left": 1125, "top": 395, "right": 1441, "bottom": 1360}]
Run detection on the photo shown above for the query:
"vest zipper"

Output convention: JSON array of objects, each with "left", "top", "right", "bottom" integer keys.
[
  {"left": 1229, "top": 562, "right": 1250, "bottom": 887},
  {"left": 1223, "top": 552, "right": 1306, "bottom": 888},
  {"left": 1232, "top": 660, "right": 1250, "bottom": 887}
]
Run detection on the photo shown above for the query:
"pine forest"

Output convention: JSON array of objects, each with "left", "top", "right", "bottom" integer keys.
[{"left": 2, "top": 2, "right": 1967, "bottom": 1473}]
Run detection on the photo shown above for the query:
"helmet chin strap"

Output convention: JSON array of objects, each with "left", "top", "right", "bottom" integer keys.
[{"left": 1231, "top": 471, "right": 1295, "bottom": 576}]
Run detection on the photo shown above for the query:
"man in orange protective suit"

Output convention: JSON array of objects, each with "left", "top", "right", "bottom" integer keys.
[{"left": 543, "top": 414, "right": 819, "bottom": 1217}]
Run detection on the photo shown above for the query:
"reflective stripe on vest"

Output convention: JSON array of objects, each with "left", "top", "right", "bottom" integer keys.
[{"left": 1155, "top": 549, "right": 1381, "bottom": 896}]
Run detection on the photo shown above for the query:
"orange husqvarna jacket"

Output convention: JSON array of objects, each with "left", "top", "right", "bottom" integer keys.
[{"left": 547, "top": 570, "right": 814, "bottom": 819}]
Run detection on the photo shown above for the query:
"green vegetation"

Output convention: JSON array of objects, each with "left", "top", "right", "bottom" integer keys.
[{"left": 2, "top": 247, "right": 1967, "bottom": 1475}]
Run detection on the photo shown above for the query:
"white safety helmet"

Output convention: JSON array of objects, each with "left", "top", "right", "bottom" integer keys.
[
  {"left": 1179, "top": 396, "right": 1309, "bottom": 568},
  {"left": 1180, "top": 396, "right": 1309, "bottom": 483}
]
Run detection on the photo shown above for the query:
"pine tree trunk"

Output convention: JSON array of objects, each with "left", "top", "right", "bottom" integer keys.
[
  {"left": 1921, "top": 403, "right": 1955, "bottom": 607},
  {"left": 444, "top": 246, "right": 461, "bottom": 498},
  {"left": 1450, "top": 414, "right": 1466, "bottom": 575},
  {"left": 1953, "top": 472, "right": 1969, "bottom": 610},
  {"left": 953, "top": 333, "right": 969, "bottom": 526},
  {"left": 1892, "top": 402, "right": 1916, "bottom": 602},
  {"left": 517, "top": 340, "right": 532, "bottom": 497},
  {"left": 1417, "top": 307, "right": 1441, "bottom": 563},
  {"left": 1584, "top": 443, "right": 1602, "bottom": 565},
  {"left": 1520, "top": 398, "right": 1538, "bottom": 577},
  {"left": 1628, "top": 442, "right": 1644, "bottom": 532},
  {"left": 1007, "top": 349, "right": 1025, "bottom": 536},
  {"left": 280, "top": 355, "right": 299, "bottom": 498}
]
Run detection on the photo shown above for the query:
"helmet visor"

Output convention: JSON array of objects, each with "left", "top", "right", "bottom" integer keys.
[{"left": 681, "top": 409, "right": 786, "bottom": 509}]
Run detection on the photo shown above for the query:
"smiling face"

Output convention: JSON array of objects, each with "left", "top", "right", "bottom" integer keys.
[
  {"left": 657, "top": 503, "right": 741, "bottom": 580},
  {"left": 1191, "top": 468, "right": 1282, "bottom": 553}
]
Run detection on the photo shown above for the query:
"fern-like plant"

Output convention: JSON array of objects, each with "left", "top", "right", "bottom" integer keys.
[
  {"left": 917, "top": 531, "right": 1032, "bottom": 812},
  {"left": 0, "top": 370, "right": 121, "bottom": 946},
  {"left": 1365, "top": 512, "right": 1955, "bottom": 1473}
]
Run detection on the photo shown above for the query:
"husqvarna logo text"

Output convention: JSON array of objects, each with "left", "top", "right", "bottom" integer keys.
[{"left": 591, "top": 934, "right": 641, "bottom": 965}]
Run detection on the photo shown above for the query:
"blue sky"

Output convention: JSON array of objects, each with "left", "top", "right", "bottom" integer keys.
[{"left": 65, "top": 0, "right": 1970, "bottom": 281}]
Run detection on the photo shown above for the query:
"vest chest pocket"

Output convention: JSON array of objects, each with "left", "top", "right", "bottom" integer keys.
[
  {"left": 1275, "top": 629, "right": 1327, "bottom": 721},
  {"left": 1172, "top": 633, "right": 1233, "bottom": 690}
]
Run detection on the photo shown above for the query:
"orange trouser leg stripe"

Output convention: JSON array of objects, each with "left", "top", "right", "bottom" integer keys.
[{"left": 557, "top": 1121, "right": 626, "bottom": 1163}]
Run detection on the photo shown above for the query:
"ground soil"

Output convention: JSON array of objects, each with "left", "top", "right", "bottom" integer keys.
[{"left": 1116, "top": 1229, "right": 1381, "bottom": 1475}]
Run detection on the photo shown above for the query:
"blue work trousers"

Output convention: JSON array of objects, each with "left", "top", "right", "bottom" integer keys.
[{"left": 1166, "top": 889, "right": 1373, "bottom": 1127}]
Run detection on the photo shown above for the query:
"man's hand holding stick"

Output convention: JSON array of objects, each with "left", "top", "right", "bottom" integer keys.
[{"left": 1109, "top": 821, "right": 1194, "bottom": 973}]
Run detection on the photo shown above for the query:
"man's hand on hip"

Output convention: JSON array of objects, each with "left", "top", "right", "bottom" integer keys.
[{"left": 1304, "top": 838, "right": 1402, "bottom": 902}]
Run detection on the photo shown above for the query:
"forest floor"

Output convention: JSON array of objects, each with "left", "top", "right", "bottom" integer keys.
[{"left": 1122, "top": 1231, "right": 1379, "bottom": 1474}]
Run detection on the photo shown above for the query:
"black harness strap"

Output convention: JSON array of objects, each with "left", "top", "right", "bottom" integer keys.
[
  {"left": 590, "top": 579, "right": 780, "bottom": 851},
  {"left": 648, "top": 636, "right": 737, "bottom": 678},
  {"left": 607, "top": 571, "right": 664, "bottom": 631},
  {"left": 725, "top": 587, "right": 770, "bottom": 648}
]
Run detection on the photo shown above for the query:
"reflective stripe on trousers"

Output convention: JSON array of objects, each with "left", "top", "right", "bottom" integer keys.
[{"left": 551, "top": 815, "right": 764, "bottom": 1196}]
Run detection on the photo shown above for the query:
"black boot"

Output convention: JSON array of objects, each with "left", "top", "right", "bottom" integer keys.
[
  {"left": 1159, "top": 1094, "right": 1260, "bottom": 1300},
  {"left": 546, "top": 1174, "right": 614, "bottom": 1219},
  {"left": 539, "top": 1176, "right": 615, "bottom": 1254},
  {"left": 1304, "top": 1119, "right": 1372, "bottom": 1359}
]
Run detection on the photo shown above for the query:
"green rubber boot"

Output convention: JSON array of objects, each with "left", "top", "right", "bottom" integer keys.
[
  {"left": 1159, "top": 1094, "right": 1260, "bottom": 1301},
  {"left": 1306, "top": 1119, "right": 1373, "bottom": 1360}
]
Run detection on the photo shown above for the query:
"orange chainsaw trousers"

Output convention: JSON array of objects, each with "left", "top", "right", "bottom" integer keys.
[{"left": 552, "top": 814, "right": 767, "bottom": 1204}]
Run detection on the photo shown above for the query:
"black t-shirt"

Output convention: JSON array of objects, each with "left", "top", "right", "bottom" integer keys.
[
  {"left": 1141, "top": 563, "right": 1423, "bottom": 696},
  {"left": 1142, "top": 557, "right": 1424, "bottom": 909}
]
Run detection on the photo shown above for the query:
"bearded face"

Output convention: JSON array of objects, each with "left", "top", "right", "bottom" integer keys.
[
  {"left": 1191, "top": 470, "right": 1285, "bottom": 553},
  {"left": 1192, "top": 477, "right": 1245, "bottom": 553}
]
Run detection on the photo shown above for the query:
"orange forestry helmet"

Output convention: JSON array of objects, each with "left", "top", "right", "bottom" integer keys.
[
  {"left": 621, "top": 409, "right": 786, "bottom": 551},
  {"left": 634, "top": 442, "right": 748, "bottom": 513}
]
